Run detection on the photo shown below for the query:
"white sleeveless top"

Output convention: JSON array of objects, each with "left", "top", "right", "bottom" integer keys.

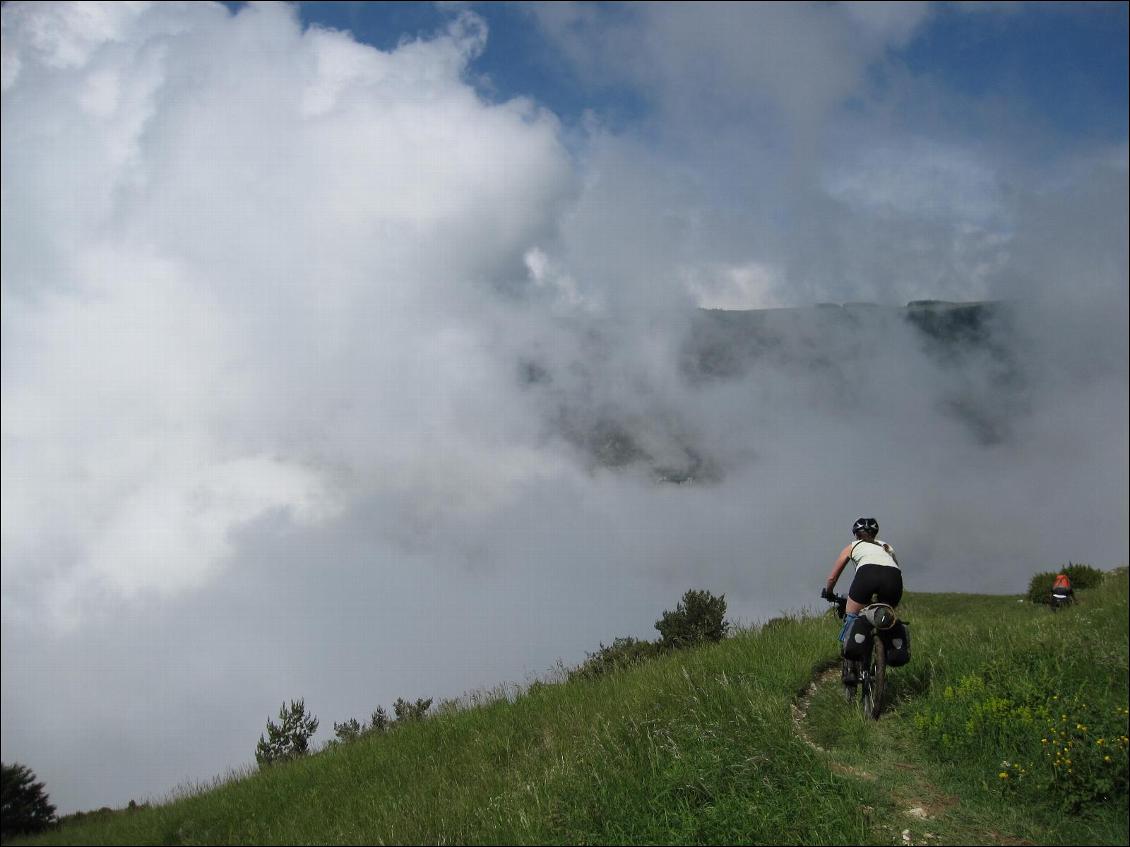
[{"left": 850, "top": 539, "right": 899, "bottom": 570}]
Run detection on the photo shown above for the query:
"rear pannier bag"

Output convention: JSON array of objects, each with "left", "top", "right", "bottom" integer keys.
[
  {"left": 841, "top": 616, "right": 874, "bottom": 661},
  {"left": 880, "top": 621, "right": 911, "bottom": 667}
]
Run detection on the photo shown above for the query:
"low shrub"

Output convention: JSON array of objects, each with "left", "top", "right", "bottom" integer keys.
[
  {"left": 655, "top": 588, "right": 730, "bottom": 649},
  {"left": 1026, "top": 563, "right": 1106, "bottom": 605},
  {"left": 569, "top": 637, "right": 666, "bottom": 681},
  {"left": 569, "top": 589, "right": 732, "bottom": 681}
]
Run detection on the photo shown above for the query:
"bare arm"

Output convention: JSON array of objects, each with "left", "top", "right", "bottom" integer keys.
[{"left": 826, "top": 543, "right": 854, "bottom": 594}]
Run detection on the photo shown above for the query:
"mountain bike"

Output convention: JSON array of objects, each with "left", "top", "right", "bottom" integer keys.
[
  {"left": 1049, "top": 591, "right": 1074, "bottom": 612},
  {"left": 824, "top": 591, "right": 889, "bottom": 720}
]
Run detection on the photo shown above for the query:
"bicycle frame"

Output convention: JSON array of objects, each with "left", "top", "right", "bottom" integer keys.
[{"left": 827, "top": 592, "right": 887, "bottom": 720}]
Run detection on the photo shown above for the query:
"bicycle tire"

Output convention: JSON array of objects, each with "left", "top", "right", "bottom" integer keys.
[
  {"left": 860, "top": 637, "right": 886, "bottom": 720},
  {"left": 841, "top": 659, "right": 858, "bottom": 703}
]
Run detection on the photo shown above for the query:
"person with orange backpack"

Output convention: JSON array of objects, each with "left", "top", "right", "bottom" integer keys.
[{"left": 1050, "top": 571, "right": 1074, "bottom": 610}]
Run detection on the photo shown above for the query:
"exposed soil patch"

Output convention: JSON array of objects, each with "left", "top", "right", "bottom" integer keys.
[{"left": 790, "top": 666, "right": 840, "bottom": 754}]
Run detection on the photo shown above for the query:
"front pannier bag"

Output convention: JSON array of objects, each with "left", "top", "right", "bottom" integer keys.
[{"left": 841, "top": 615, "right": 874, "bottom": 661}]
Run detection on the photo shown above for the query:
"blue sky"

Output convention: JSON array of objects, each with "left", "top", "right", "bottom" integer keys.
[
  {"left": 283, "top": 2, "right": 1128, "bottom": 141},
  {"left": 285, "top": 2, "right": 651, "bottom": 126},
  {"left": 900, "top": 2, "right": 1128, "bottom": 141}
]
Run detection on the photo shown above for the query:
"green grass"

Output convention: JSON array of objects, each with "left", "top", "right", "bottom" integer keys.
[{"left": 17, "top": 569, "right": 1128, "bottom": 845}]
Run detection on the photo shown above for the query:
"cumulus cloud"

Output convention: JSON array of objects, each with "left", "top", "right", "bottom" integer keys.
[
  {"left": 527, "top": 1, "right": 933, "bottom": 135},
  {"left": 2, "top": 1, "right": 570, "bottom": 626},
  {"left": 2, "top": 0, "right": 1126, "bottom": 816}
]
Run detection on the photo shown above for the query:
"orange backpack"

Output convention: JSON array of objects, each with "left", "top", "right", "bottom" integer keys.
[{"left": 1052, "top": 573, "right": 1072, "bottom": 591}]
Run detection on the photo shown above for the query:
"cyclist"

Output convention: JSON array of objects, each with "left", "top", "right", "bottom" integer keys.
[
  {"left": 822, "top": 517, "right": 903, "bottom": 680},
  {"left": 1050, "top": 571, "right": 1074, "bottom": 606}
]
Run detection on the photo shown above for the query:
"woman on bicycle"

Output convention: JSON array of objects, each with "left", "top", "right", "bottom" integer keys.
[{"left": 823, "top": 517, "right": 903, "bottom": 645}]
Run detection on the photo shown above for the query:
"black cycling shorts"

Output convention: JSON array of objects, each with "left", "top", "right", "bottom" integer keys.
[{"left": 848, "top": 564, "right": 903, "bottom": 607}]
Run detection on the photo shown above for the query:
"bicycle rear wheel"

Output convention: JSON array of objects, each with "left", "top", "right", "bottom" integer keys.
[{"left": 860, "top": 637, "right": 887, "bottom": 720}]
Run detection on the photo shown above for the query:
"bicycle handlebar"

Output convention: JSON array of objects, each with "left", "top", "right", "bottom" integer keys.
[{"left": 822, "top": 589, "right": 848, "bottom": 619}]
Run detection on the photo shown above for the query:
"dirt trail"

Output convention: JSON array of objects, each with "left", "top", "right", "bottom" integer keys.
[
  {"left": 790, "top": 667, "right": 839, "bottom": 754},
  {"left": 790, "top": 663, "right": 1042, "bottom": 846},
  {"left": 789, "top": 664, "right": 953, "bottom": 845}
]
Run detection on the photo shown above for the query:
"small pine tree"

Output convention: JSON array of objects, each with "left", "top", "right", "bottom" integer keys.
[
  {"left": 1, "top": 762, "right": 57, "bottom": 841},
  {"left": 655, "top": 588, "right": 730, "bottom": 649},
  {"left": 333, "top": 718, "right": 363, "bottom": 744},
  {"left": 369, "top": 706, "right": 391, "bottom": 733},
  {"left": 392, "top": 697, "right": 432, "bottom": 723},
  {"left": 255, "top": 699, "right": 319, "bottom": 767}
]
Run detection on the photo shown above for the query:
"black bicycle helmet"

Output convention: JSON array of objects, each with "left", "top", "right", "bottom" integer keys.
[{"left": 852, "top": 517, "right": 879, "bottom": 536}]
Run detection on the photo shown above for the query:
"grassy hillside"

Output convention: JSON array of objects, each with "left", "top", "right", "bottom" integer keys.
[{"left": 17, "top": 568, "right": 1128, "bottom": 846}]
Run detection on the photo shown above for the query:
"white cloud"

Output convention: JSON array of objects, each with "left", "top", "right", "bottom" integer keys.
[
  {"left": 825, "top": 138, "right": 1006, "bottom": 226},
  {"left": 681, "top": 261, "right": 787, "bottom": 310},
  {"left": 1, "top": 1, "right": 147, "bottom": 78},
  {"left": 528, "top": 1, "right": 934, "bottom": 134},
  {"left": 841, "top": 1, "right": 932, "bottom": 46},
  {"left": 2, "top": 1, "right": 571, "bottom": 626}
]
